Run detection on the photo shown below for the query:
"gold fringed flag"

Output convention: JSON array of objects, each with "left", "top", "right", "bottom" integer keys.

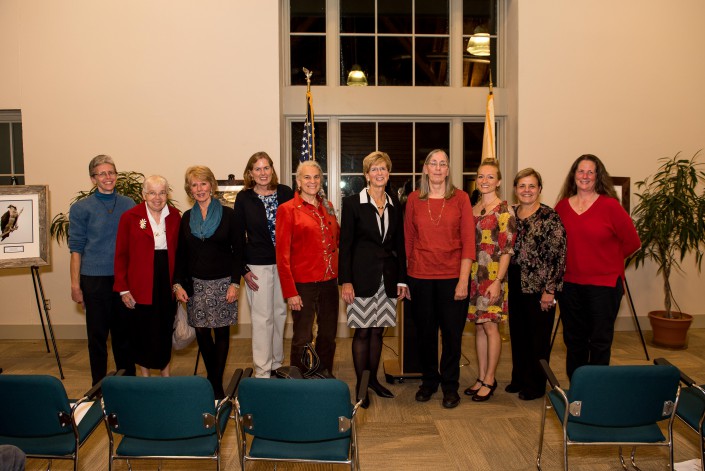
[
  {"left": 481, "top": 83, "right": 495, "bottom": 160},
  {"left": 301, "top": 68, "right": 315, "bottom": 162}
]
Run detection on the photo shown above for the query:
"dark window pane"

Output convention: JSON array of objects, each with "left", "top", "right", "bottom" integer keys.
[
  {"left": 462, "top": 37, "right": 496, "bottom": 87},
  {"left": 463, "top": 122, "right": 484, "bottom": 172},
  {"left": 415, "top": 123, "right": 450, "bottom": 172},
  {"left": 340, "top": 122, "right": 376, "bottom": 173},
  {"left": 463, "top": 0, "right": 497, "bottom": 35},
  {"left": 0, "top": 123, "right": 10, "bottom": 174},
  {"left": 463, "top": 175, "right": 478, "bottom": 200},
  {"left": 341, "top": 0, "right": 375, "bottom": 33},
  {"left": 12, "top": 123, "right": 23, "bottom": 174},
  {"left": 379, "top": 123, "right": 413, "bottom": 173},
  {"left": 340, "top": 37, "right": 376, "bottom": 86},
  {"left": 378, "top": 37, "right": 412, "bottom": 86},
  {"left": 415, "top": 37, "right": 449, "bottom": 86},
  {"left": 378, "top": 0, "right": 412, "bottom": 34},
  {"left": 388, "top": 174, "right": 414, "bottom": 202},
  {"left": 291, "top": 121, "right": 328, "bottom": 178},
  {"left": 416, "top": 0, "right": 449, "bottom": 34},
  {"left": 0, "top": 175, "right": 24, "bottom": 185},
  {"left": 290, "top": 36, "right": 326, "bottom": 86},
  {"left": 340, "top": 175, "right": 367, "bottom": 199},
  {"left": 290, "top": 0, "right": 326, "bottom": 33}
]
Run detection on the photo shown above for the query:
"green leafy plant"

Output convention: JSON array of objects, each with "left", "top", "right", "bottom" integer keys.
[
  {"left": 50, "top": 171, "right": 171, "bottom": 245},
  {"left": 630, "top": 151, "right": 705, "bottom": 318}
]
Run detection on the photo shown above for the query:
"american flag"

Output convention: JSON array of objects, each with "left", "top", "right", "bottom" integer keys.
[{"left": 300, "top": 90, "right": 315, "bottom": 162}]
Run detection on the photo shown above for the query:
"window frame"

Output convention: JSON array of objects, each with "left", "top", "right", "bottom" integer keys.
[{"left": 0, "top": 110, "right": 24, "bottom": 185}]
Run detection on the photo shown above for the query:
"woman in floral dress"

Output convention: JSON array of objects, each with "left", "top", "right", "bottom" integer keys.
[{"left": 465, "top": 158, "right": 516, "bottom": 402}]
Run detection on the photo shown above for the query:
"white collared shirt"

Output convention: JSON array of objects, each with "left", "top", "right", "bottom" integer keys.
[{"left": 147, "top": 205, "right": 170, "bottom": 250}]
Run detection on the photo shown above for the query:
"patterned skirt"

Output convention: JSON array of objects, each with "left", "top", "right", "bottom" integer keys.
[
  {"left": 346, "top": 278, "right": 397, "bottom": 328},
  {"left": 187, "top": 276, "right": 238, "bottom": 328}
]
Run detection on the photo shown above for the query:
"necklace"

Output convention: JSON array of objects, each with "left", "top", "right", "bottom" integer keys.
[
  {"left": 427, "top": 198, "right": 446, "bottom": 226},
  {"left": 573, "top": 194, "right": 598, "bottom": 214},
  {"left": 479, "top": 197, "right": 500, "bottom": 216},
  {"left": 98, "top": 196, "right": 117, "bottom": 214},
  {"left": 367, "top": 190, "right": 386, "bottom": 210}
]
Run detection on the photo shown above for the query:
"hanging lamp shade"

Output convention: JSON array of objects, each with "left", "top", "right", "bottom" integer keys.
[
  {"left": 467, "top": 33, "right": 490, "bottom": 56},
  {"left": 347, "top": 65, "right": 368, "bottom": 86}
]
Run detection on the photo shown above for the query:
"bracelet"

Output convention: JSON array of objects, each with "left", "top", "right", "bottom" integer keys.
[
  {"left": 172, "top": 283, "right": 182, "bottom": 294},
  {"left": 230, "top": 283, "right": 240, "bottom": 289}
]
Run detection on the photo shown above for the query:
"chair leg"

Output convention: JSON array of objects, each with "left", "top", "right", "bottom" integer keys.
[
  {"left": 629, "top": 446, "right": 643, "bottom": 471},
  {"left": 617, "top": 446, "right": 629, "bottom": 471},
  {"left": 536, "top": 396, "right": 548, "bottom": 470}
]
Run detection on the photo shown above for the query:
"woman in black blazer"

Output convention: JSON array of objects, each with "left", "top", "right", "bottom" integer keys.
[
  {"left": 339, "top": 151, "right": 408, "bottom": 407},
  {"left": 234, "top": 152, "right": 294, "bottom": 378}
]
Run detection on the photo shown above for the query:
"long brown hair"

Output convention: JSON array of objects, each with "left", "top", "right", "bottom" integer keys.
[
  {"left": 243, "top": 151, "right": 279, "bottom": 190},
  {"left": 556, "top": 154, "right": 618, "bottom": 202},
  {"left": 418, "top": 149, "right": 456, "bottom": 200}
]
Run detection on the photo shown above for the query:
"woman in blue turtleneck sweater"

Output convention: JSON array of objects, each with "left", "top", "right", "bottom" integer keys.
[{"left": 68, "top": 155, "right": 136, "bottom": 384}]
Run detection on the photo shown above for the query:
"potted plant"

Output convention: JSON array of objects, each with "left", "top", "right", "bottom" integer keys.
[
  {"left": 630, "top": 151, "right": 705, "bottom": 348},
  {"left": 50, "top": 171, "right": 146, "bottom": 245}
]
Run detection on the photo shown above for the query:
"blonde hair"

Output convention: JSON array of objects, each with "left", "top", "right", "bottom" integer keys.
[
  {"left": 477, "top": 158, "right": 502, "bottom": 194},
  {"left": 418, "top": 149, "right": 456, "bottom": 200},
  {"left": 184, "top": 166, "right": 218, "bottom": 203},
  {"left": 362, "top": 151, "right": 392, "bottom": 177}
]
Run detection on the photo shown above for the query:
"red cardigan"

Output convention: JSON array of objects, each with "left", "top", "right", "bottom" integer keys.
[
  {"left": 275, "top": 192, "right": 340, "bottom": 299},
  {"left": 555, "top": 195, "right": 640, "bottom": 287},
  {"left": 113, "top": 203, "right": 181, "bottom": 304}
]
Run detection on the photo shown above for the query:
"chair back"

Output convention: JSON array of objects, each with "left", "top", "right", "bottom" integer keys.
[
  {"left": 568, "top": 365, "right": 680, "bottom": 427},
  {"left": 102, "top": 376, "right": 217, "bottom": 440},
  {"left": 0, "top": 375, "right": 72, "bottom": 437},
  {"left": 237, "top": 377, "right": 353, "bottom": 442}
]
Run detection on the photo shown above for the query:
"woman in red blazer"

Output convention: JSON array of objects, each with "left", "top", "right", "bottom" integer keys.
[
  {"left": 114, "top": 175, "right": 181, "bottom": 377},
  {"left": 276, "top": 160, "right": 340, "bottom": 376}
]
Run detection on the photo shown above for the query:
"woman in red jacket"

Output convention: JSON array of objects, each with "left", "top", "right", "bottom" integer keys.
[
  {"left": 114, "top": 175, "right": 181, "bottom": 377},
  {"left": 555, "top": 154, "right": 640, "bottom": 379},
  {"left": 276, "top": 160, "right": 340, "bottom": 376}
]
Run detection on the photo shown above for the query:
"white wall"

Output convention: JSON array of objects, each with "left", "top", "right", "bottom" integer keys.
[
  {"left": 0, "top": 0, "right": 281, "bottom": 336},
  {"left": 515, "top": 0, "right": 705, "bottom": 324}
]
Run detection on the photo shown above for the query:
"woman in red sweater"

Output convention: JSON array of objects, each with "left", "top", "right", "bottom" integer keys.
[
  {"left": 114, "top": 175, "right": 181, "bottom": 377},
  {"left": 404, "top": 149, "right": 475, "bottom": 409},
  {"left": 555, "top": 154, "right": 640, "bottom": 379}
]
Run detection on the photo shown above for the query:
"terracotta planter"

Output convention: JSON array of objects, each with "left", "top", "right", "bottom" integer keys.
[{"left": 648, "top": 311, "right": 693, "bottom": 349}]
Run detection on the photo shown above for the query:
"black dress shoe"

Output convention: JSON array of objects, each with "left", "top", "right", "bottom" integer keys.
[
  {"left": 359, "top": 395, "right": 370, "bottom": 409},
  {"left": 471, "top": 380, "right": 497, "bottom": 402},
  {"left": 463, "top": 378, "right": 483, "bottom": 396},
  {"left": 415, "top": 386, "right": 437, "bottom": 402},
  {"left": 442, "top": 390, "right": 461, "bottom": 409},
  {"left": 504, "top": 383, "right": 522, "bottom": 393},
  {"left": 369, "top": 382, "right": 394, "bottom": 398},
  {"left": 518, "top": 390, "right": 545, "bottom": 401}
]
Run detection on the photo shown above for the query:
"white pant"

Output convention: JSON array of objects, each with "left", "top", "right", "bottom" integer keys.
[{"left": 246, "top": 264, "right": 287, "bottom": 378}]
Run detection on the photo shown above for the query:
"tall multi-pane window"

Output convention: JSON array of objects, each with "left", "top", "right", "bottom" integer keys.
[
  {"left": 339, "top": 121, "right": 450, "bottom": 197},
  {"left": 0, "top": 111, "right": 24, "bottom": 185},
  {"left": 290, "top": 0, "right": 327, "bottom": 85},
  {"left": 462, "top": 0, "right": 497, "bottom": 87},
  {"left": 462, "top": 121, "right": 485, "bottom": 194},
  {"left": 340, "top": 0, "right": 450, "bottom": 86}
]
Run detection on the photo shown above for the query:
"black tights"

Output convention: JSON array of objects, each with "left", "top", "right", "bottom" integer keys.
[
  {"left": 196, "top": 326, "right": 231, "bottom": 399},
  {"left": 352, "top": 327, "right": 385, "bottom": 389}
]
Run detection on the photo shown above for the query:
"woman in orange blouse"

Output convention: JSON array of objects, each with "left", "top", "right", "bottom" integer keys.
[{"left": 275, "top": 160, "right": 340, "bottom": 376}]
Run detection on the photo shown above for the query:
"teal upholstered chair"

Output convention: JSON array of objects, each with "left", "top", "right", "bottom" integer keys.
[
  {"left": 0, "top": 373, "right": 108, "bottom": 471},
  {"left": 537, "top": 360, "right": 681, "bottom": 470},
  {"left": 101, "top": 369, "right": 244, "bottom": 471},
  {"left": 655, "top": 358, "right": 705, "bottom": 469},
  {"left": 234, "top": 371, "right": 369, "bottom": 470}
]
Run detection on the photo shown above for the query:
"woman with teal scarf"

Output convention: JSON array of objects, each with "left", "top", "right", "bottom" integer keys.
[{"left": 174, "top": 166, "right": 243, "bottom": 399}]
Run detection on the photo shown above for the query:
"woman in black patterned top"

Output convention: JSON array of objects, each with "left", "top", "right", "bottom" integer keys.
[{"left": 506, "top": 168, "right": 566, "bottom": 400}]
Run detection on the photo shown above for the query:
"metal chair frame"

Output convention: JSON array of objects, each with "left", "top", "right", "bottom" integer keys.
[{"left": 536, "top": 360, "right": 680, "bottom": 471}]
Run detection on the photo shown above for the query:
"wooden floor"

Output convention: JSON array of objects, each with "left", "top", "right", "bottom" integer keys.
[{"left": 2, "top": 327, "right": 704, "bottom": 470}]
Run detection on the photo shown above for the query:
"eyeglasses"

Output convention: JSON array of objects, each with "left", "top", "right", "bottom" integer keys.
[
  {"left": 92, "top": 171, "right": 117, "bottom": 179},
  {"left": 426, "top": 161, "right": 448, "bottom": 168},
  {"left": 146, "top": 191, "right": 168, "bottom": 198}
]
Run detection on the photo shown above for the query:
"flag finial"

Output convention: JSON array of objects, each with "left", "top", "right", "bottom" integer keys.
[{"left": 303, "top": 67, "right": 312, "bottom": 93}]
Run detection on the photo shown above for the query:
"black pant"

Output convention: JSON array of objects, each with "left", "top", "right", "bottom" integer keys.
[
  {"left": 559, "top": 280, "right": 624, "bottom": 379},
  {"left": 81, "top": 275, "right": 135, "bottom": 384},
  {"left": 507, "top": 265, "right": 556, "bottom": 396},
  {"left": 291, "top": 279, "right": 339, "bottom": 374},
  {"left": 406, "top": 276, "right": 468, "bottom": 393}
]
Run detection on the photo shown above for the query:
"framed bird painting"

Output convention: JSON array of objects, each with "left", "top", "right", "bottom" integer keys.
[{"left": 0, "top": 185, "right": 49, "bottom": 268}]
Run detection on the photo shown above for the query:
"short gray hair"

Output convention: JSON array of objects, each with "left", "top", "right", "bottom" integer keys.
[
  {"left": 142, "top": 175, "right": 169, "bottom": 196},
  {"left": 88, "top": 155, "right": 116, "bottom": 177}
]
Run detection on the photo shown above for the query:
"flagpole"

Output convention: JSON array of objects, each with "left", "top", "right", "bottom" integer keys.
[{"left": 481, "top": 71, "right": 496, "bottom": 161}]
